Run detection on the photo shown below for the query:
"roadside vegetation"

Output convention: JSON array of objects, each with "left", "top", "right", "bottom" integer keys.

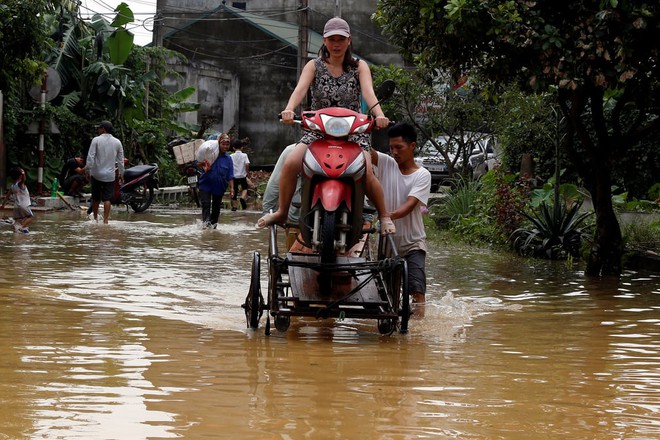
[
  {"left": 374, "top": 0, "right": 659, "bottom": 276},
  {"left": 1, "top": 1, "right": 196, "bottom": 192},
  {"left": 427, "top": 167, "right": 658, "bottom": 268}
]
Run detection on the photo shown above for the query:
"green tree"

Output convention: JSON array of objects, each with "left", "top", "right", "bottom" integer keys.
[
  {"left": 375, "top": 0, "right": 660, "bottom": 276},
  {"left": 373, "top": 65, "right": 495, "bottom": 178},
  {"left": 0, "top": 0, "right": 52, "bottom": 189},
  {"left": 492, "top": 85, "right": 556, "bottom": 176}
]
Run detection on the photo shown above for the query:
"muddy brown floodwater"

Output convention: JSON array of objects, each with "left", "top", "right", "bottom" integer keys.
[{"left": 0, "top": 209, "right": 658, "bottom": 439}]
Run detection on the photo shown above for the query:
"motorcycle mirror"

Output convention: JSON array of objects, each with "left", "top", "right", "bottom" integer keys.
[
  {"left": 376, "top": 79, "right": 396, "bottom": 101},
  {"left": 368, "top": 79, "right": 396, "bottom": 115}
]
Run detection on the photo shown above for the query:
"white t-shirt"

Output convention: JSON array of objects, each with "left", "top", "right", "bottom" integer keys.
[
  {"left": 231, "top": 150, "right": 250, "bottom": 179},
  {"left": 12, "top": 182, "right": 31, "bottom": 208},
  {"left": 375, "top": 152, "right": 432, "bottom": 255}
]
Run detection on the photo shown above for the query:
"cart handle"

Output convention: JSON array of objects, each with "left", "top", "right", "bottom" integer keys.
[{"left": 377, "top": 233, "right": 399, "bottom": 258}]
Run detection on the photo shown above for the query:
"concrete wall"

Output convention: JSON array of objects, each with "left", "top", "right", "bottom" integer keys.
[
  {"left": 164, "top": 64, "right": 239, "bottom": 134},
  {"left": 156, "top": 0, "right": 403, "bottom": 165}
]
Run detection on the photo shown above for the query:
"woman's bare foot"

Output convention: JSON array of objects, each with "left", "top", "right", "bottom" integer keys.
[{"left": 256, "top": 211, "right": 286, "bottom": 229}]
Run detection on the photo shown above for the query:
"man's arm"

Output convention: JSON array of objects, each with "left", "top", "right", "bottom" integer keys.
[
  {"left": 390, "top": 196, "right": 421, "bottom": 221},
  {"left": 1, "top": 189, "right": 12, "bottom": 208},
  {"left": 370, "top": 148, "right": 379, "bottom": 167},
  {"left": 86, "top": 143, "right": 96, "bottom": 177},
  {"left": 116, "top": 143, "right": 125, "bottom": 179}
]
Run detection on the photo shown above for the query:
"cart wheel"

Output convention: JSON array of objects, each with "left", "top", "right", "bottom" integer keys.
[
  {"left": 243, "top": 251, "right": 263, "bottom": 329},
  {"left": 398, "top": 261, "right": 410, "bottom": 334},
  {"left": 378, "top": 319, "right": 395, "bottom": 335},
  {"left": 274, "top": 315, "right": 290, "bottom": 332}
]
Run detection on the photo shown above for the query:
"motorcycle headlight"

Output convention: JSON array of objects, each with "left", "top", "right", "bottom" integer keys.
[{"left": 321, "top": 115, "right": 354, "bottom": 137}]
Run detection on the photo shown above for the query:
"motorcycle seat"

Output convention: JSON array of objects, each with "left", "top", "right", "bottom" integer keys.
[{"left": 124, "top": 164, "right": 157, "bottom": 180}]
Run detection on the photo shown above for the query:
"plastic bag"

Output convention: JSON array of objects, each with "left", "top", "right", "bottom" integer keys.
[{"left": 195, "top": 140, "right": 219, "bottom": 165}]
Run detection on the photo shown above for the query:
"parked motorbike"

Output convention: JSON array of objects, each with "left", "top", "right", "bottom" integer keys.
[
  {"left": 115, "top": 162, "right": 159, "bottom": 212},
  {"left": 85, "top": 161, "right": 159, "bottom": 215},
  {"left": 168, "top": 138, "right": 202, "bottom": 207},
  {"left": 287, "top": 80, "right": 396, "bottom": 264},
  {"left": 182, "top": 161, "right": 202, "bottom": 207}
]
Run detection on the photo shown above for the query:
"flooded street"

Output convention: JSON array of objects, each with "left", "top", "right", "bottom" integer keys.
[{"left": 0, "top": 209, "right": 658, "bottom": 439}]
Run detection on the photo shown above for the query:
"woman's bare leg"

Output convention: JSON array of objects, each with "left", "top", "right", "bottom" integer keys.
[{"left": 257, "top": 142, "right": 307, "bottom": 228}]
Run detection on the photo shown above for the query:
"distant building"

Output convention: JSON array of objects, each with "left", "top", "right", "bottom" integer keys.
[{"left": 155, "top": 0, "right": 403, "bottom": 165}]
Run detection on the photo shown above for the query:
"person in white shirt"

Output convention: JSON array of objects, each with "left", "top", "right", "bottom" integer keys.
[
  {"left": 1, "top": 167, "right": 33, "bottom": 233},
  {"left": 371, "top": 123, "right": 432, "bottom": 308},
  {"left": 86, "top": 120, "right": 124, "bottom": 224},
  {"left": 230, "top": 139, "right": 250, "bottom": 211}
]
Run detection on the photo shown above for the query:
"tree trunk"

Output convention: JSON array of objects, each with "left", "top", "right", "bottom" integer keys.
[
  {"left": 560, "top": 88, "right": 624, "bottom": 277},
  {"left": 585, "top": 170, "right": 623, "bottom": 276}
]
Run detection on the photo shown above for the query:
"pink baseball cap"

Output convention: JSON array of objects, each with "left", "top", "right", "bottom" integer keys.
[{"left": 323, "top": 17, "right": 350, "bottom": 38}]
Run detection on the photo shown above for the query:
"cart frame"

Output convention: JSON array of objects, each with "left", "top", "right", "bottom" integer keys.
[{"left": 243, "top": 223, "right": 410, "bottom": 335}]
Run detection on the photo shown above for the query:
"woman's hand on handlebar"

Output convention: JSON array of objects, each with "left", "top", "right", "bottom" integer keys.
[
  {"left": 374, "top": 115, "right": 390, "bottom": 129},
  {"left": 280, "top": 109, "right": 295, "bottom": 124}
]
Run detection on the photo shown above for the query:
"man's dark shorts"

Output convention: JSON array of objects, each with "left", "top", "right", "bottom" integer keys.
[
  {"left": 232, "top": 177, "right": 249, "bottom": 200},
  {"left": 91, "top": 177, "right": 115, "bottom": 202},
  {"left": 405, "top": 250, "right": 426, "bottom": 294}
]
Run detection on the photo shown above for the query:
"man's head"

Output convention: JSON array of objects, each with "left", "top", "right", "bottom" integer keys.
[
  {"left": 218, "top": 133, "right": 231, "bottom": 153},
  {"left": 387, "top": 123, "right": 417, "bottom": 164},
  {"left": 9, "top": 167, "right": 25, "bottom": 182},
  {"left": 231, "top": 139, "right": 243, "bottom": 151},
  {"left": 97, "top": 120, "right": 114, "bottom": 134}
]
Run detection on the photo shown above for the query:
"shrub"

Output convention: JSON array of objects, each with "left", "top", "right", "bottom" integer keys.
[{"left": 511, "top": 201, "right": 594, "bottom": 259}]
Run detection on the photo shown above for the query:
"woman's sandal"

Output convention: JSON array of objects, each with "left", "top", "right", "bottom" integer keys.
[{"left": 379, "top": 217, "right": 396, "bottom": 235}]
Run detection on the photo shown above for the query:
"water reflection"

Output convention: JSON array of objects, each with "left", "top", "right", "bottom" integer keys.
[{"left": 0, "top": 209, "right": 658, "bottom": 439}]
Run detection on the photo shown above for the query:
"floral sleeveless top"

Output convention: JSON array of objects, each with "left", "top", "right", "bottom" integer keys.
[
  {"left": 309, "top": 57, "right": 361, "bottom": 112},
  {"left": 300, "top": 57, "right": 371, "bottom": 150}
]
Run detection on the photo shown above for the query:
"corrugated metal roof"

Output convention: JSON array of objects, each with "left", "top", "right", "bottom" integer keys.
[
  {"left": 163, "top": 4, "right": 323, "bottom": 59},
  {"left": 162, "top": 4, "right": 375, "bottom": 63}
]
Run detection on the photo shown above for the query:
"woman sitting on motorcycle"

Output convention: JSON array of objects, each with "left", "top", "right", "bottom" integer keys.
[{"left": 256, "top": 17, "right": 395, "bottom": 235}]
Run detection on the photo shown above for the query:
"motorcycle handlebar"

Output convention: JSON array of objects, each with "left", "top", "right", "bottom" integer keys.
[
  {"left": 277, "top": 113, "right": 394, "bottom": 128},
  {"left": 277, "top": 113, "right": 302, "bottom": 123}
]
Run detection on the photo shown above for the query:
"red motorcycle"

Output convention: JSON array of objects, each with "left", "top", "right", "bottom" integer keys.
[
  {"left": 288, "top": 80, "right": 395, "bottom": 264},
  {"left": 295, "top": 109, "right": 371, "bottom": 263}
]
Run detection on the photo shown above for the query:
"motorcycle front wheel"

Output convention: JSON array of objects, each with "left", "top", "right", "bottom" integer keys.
[
  {"left": 320, "top": 210, "right": 336, "bottom": 265},
  {"left": 128, "top": 184, "right": 155, "bottom": 213}
]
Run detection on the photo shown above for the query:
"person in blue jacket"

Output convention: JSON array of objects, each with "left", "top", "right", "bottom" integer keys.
[{"left": 198, "top": 133, "right": 234, "bottom": 229}]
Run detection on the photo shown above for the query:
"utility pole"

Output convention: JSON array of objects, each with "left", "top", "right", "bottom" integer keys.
[
  {"left": 335, "top": 0, "right": 341, "bottom": 17},
  {"left": 153, "top": 12, "right": 163, "bottom": 47},
  {"left": 0, "top": 90, "right": 5, "bottom": 193},
  {"left": 297, "top": 0, "right": 309, "bottom": 111}
]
